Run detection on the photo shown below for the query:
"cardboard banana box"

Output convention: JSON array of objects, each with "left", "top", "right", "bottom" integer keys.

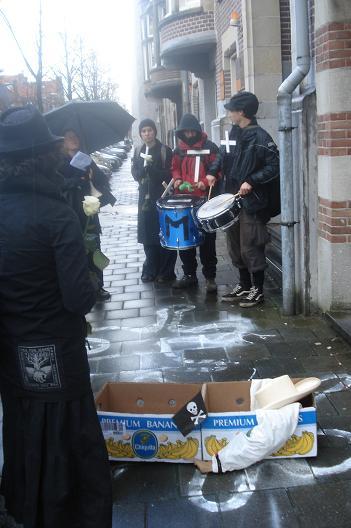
[
  {"left": 96, "top": 382, "right": 202, "bottom": 463},
  {"left": 96, "top": 380, "right": 317, "bottom": 463},
  {"left": 201, "top": 381, "right": 317, "bottom": 460}
]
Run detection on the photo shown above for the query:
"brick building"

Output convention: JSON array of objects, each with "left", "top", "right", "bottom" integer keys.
[
  {"left": 0, "top": 73, "right": 64, "bottom": 112},
  {"left": 133, "top": 0, "right": 351, "bottom": 316}
]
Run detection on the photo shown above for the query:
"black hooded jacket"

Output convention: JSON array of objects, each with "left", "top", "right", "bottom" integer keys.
[
  {"left": 0, "top": 161, "right": 96, "bottom": 399},
  {"left": 131, "top": 139, "right": 172, "bottom": 245},
  {"left": 208, "top": 119, "right": 279, "bottom": 217}
]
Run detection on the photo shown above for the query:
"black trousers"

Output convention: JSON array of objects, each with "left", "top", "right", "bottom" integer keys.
[
  {"left": 179, "top": 232, "right": 217, "bottom": 279},
  {"left": 143, "top": 244, "right": 177, "bottom": 279}
]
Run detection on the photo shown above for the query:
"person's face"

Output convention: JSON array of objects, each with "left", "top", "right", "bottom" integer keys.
[
  {"left": 64, "top": 130, "right": 80, "bottom": 154},
  {"left": 140, "top": 126, "right": 156, "bottom": 145},
  {"left": 183, "top": 130, "right": 197, "bottom": 139},
  {"left": 229, "top": 110, "right": 245, "bottom": 125}
]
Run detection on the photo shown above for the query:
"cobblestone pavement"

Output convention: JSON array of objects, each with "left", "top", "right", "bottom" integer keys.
[{"left": 89, "top": 155, "right": 351, "bottom": 528}]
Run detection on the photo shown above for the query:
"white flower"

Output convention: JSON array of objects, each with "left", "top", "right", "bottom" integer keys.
[{"left": 82, "top": 195, "right": 100, "bottom": 216}]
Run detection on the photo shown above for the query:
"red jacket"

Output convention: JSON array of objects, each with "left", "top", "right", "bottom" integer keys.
[{"left": 171, "top": 133, "right": 219, "bottom": 197}]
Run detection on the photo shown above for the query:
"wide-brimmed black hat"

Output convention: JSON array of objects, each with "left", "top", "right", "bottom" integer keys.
[
  {"left": 0, "top": 104, "right": 63, "bottom": 155},
  {"left": 224, "top": 91, "right": 259, "bottom": 118}
]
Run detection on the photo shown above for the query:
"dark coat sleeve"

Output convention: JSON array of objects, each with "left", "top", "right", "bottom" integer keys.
[
  {"left": 245, "top": 133, "right": 280, "bottom": 187},
  {"left": 90, "top": 161, "right": 116, "bottom": 207},
  {"left": 51, "top": 207, "right": 96, "bottom": 315},
  {"left": 131, "top": 147, "right": 143, "bottom": 182}
]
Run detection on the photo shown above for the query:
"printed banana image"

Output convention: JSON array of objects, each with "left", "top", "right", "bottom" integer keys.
[
  {"left": 157, "top": 437, "right": 199, "bottom": 460},
  {"left": 272, "top": 431, "right": 314, "bottom": 457},
  {"left": 204, "top": 435, "right": 229, "bottom": 456},
  {"left": 106, "top": 437, "right": 135, "bottom": 458}
]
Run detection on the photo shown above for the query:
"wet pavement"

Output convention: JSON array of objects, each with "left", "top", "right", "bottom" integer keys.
[{"left": 88, "top": 154, "right": 351, "bottom": 528}]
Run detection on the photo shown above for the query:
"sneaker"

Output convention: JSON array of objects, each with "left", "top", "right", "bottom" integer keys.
[
  {"left": 239, "top": 286, "right": 264, "bottom": 308},
  {"left": 96, "top": 288, "right": 111, "bottom": 302},
  {"left": 221, "top": 283, "right": 251, "bottom": 302},
  {"left": 206, "top": 278, "right": 217, "bottom": 293},
  {"left": 172, "top": 274, "right": 198, "bottom": 289}
]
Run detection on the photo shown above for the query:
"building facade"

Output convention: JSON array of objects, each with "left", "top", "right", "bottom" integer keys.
[
  {"left": 0, "top": 74, "right": 65, "bottom": 112},
  {"left": 133, "top": 0, "right": 351, "bottom": 315}
]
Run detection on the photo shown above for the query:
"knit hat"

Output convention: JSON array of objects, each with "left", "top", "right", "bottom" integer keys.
[
  {"left": 224, "top": 91, "right": 259, "bottom": 118},
  {"left": 139, "top": 118, "right": 157, "bottom": 136}
]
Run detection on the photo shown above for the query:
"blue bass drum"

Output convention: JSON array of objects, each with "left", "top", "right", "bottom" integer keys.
[{"left": 157, "top": 194, "right": 204, "bottom": 250}]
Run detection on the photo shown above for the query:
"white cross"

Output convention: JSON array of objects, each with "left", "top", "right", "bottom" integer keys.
[
  {"left": 190, "top": 409, "right": 207, "bottom": 425},
  {"left": 186, "top": 149, "right": 210, "bottom": 183},
  {"left": 140, "top": 146, "right": 150, "bottom": 167},
  {"left": 220, "top": 131, "right": 236, "bottom": 153}
]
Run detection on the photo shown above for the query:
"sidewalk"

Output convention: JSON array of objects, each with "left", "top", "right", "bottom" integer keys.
[{"left": 90, "top": 155, "right": 351, "bottom": 528}]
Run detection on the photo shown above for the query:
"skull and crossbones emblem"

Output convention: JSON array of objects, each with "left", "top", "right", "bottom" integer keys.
[{"left": 186, "top": 401, "right": 206, "bottom": 425}]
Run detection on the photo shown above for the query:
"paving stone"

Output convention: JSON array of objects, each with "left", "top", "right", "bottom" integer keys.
[
  {"left": 245, "top": 459, "right": 315, "bottom": 490},
  {"left": 119, "top": 370, "right": 163, "bottom": 382},
  {"left": 96, "top": 328, "right": 141, "bottom": 343},
  {"left": 307, "top": 444, "right": 351, "bottom": 481},
  {"left": 254, "top": 357, "right": 305, "bottom": 378},
  {"left": 218, "top": 489, "right": 300, "bottom": 528},
  {"left": 98, "top": 355, "right": 140, "bottom": 373},
  {"left": 111, "top": 463, "right": 178, "bottom": 503},
  {"left": 319, "top": 416, "right": 351, "bottom": 444},
  {"left": 178, "top": 464, "right": 250, "bottom": 497},
  {"left": 288, "top": 481, "right": 351, "bottom": 527},
  {"left": 112, "top": 503, "right": 145, "bottom": 528},
  {"left": 102, "top": 301, "right": 123, "bottom": 311},
  {"left": 226, "top": 343, "right": 271, "bottom": 361},
  {"left": 211, "top": 362, "right": 256, "bottom": 382},
  {"left": 108, "top": 292, "right": 141, "bottom": 302},
  {"left": 163, "top": 368, "right": 211, "bottom": 383},
  {"left": 121, "top": 339, "right": 160, "bottom": 355},
  {"left": 123, "top": 299, "right": 155, "bottom": 309},
  {"left": 90, "top": 373, "right": 118, "bottom": 394},
  {"left": 141, "top": 353, "right": 183, "bottom": 370},
  {"left": 125, "top": 284, "right": 154, "bottom": 293},
  {"left": 106, "top": 309, "right": 140, "bottom": 320},
  {"left": 314, "top": 372, "right": 345, "bottom": 393},
  {"left": 147, "top": 497, "right": 221, "bottom": 528},
  {"left": 325, "top": 390, "right": 351, "bottom": 416},
  {"left": 120, "top": 316, "right": 157, "bottom": 328},
  {"left": 183, "top": 347, "right": 228, "bottom": 364},
  {"left": 314, "top": 393, "right": 338, "bottom": 417}
]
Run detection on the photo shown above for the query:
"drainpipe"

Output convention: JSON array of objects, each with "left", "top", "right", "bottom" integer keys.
[{"left": 277, "top": 0, "right": 310, "bottom": 315}]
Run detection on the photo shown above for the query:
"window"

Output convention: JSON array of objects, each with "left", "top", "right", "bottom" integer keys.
[
  {"left": 230, "top": 53, "right": 241, "bottom": 93},
  {"left": 179, "top": 0, "right": 201, "bottom": 11}
]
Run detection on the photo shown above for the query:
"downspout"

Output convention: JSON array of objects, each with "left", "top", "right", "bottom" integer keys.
[{"left": 277, "top": 0, "right": 311, "bottom": 315}]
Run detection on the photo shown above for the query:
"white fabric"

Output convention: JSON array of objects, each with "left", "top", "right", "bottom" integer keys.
[
  {"left": 211, "top": 403, "right": 300, "bottom": 473},
  {"left": 250, "top": 378, "right": 273, "bottom": 410}
]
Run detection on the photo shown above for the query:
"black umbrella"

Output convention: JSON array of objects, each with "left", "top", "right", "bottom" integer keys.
[{"left": 45, "top": 100, "right": 135, "bottom": 153}]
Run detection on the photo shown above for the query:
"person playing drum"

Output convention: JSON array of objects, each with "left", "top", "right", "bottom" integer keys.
[
  {"left": 171, "top": 114, "right": 219, "bottom": 293},
  {"left": 132, "top": 119, "right": 177, "bottom": 283},
  {"left": 207, "top": 91, "right": 280, "bottom": 307}
]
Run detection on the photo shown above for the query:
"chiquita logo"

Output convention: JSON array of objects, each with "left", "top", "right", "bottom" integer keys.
[{"left": 132, "top": 430, "right": 158, "bottom": 459}]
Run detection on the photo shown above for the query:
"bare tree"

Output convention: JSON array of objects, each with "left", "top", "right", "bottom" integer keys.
[
  {"left": 74, "top": 43, "right": 119, "bottom": 102},
  {"left": 0, "top": 0, "right": 44, "bottom": 111},
  {"left": 51, "top": 31, "right": 78, "bottom": 101}
]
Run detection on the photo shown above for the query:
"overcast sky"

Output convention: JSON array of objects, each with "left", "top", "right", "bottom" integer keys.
[{"left": 0, "top": 0, "right": 136, "bottom": 111}]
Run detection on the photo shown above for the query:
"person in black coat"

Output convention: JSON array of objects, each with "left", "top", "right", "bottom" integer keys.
[
  {"left": 0, "top": 105, "right": 112, "bottom": 528},
  {"left": 131, "top": 119, "right": 177, "bottom": 282},
  {"left": 57, "top": 129, "right": 116, "bottom": 301},
  {"left": 207, "top": 91, "right": 280, "bottom": 308}
]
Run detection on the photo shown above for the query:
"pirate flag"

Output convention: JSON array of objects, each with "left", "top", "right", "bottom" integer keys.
[{"left": 173, "top": 390, "right": 207, "bottom": 437}]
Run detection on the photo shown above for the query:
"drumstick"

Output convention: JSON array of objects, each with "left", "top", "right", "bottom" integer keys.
[
  {"left": 208, "top": 185, "right": 214, "bottom": 201},
  {"left": 162, "top": 181, "right": 167, "bottom": 189},
  {"left": 161, "top": 179, "right": 173, "bottom": 198}
]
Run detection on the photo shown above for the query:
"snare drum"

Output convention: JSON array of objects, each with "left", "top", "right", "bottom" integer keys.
[
  {"left": 157, "top": 194, "right": 204, "bottom": 250},
  {"left": 196, "top": 193, "right": 243, "bottom": 233}
]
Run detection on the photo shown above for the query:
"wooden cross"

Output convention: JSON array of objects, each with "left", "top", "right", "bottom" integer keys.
[
  {"left": 220, "top": 131, "right": 236, "bottom": 153},
  {"left": 140, "top": 146, "right": 150, "bottom": 167},
  {"left": 186, "top": 149, "right": 210, "bottom": 182}
]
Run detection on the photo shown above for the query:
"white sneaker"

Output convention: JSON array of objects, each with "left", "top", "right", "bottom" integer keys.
[{"left": 221, "top": 283, "right": 251, "bottom": 302}]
